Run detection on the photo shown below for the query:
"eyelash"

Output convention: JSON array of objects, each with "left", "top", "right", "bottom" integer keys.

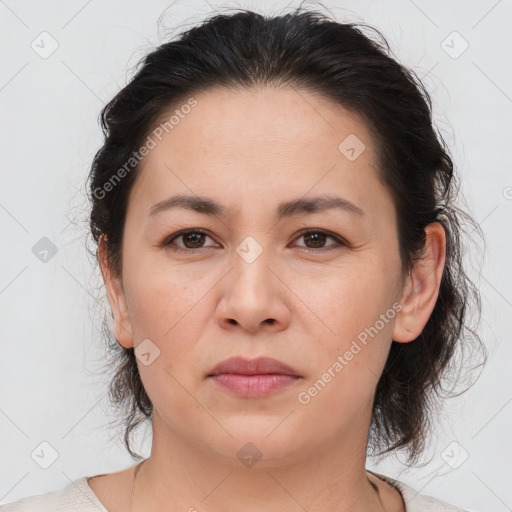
[{"left": 163, "top": 228, "right": 347, "bottom": 253}]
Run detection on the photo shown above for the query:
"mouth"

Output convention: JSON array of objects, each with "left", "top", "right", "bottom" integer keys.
[{"left": 207, "top": 356, "right": 302, "bottom": 398}]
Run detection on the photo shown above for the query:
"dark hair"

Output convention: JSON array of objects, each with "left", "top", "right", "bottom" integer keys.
[{"left": 87, "top": 6, "right": 487, "bottom": 464}]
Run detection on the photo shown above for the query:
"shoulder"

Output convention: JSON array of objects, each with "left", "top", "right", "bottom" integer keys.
[
  {"left": 0, "top": 477, "right": 108, "bottom": 512},
  {"left": 368, "top": 470, "right": 475, "bottom": 512}
]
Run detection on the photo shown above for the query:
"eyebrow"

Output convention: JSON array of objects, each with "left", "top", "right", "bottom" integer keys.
[{"left": 148, "top": 194, "right": 365, "bottom": 219}]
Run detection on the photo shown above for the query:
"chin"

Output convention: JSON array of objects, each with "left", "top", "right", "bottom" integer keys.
[{"left": 201, "top": 421, "right": 308, "bottom": 468}]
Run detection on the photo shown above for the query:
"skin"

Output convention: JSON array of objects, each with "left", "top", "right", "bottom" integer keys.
[{"left": 94, "top": 85, "right": 446, "bottom": 512}]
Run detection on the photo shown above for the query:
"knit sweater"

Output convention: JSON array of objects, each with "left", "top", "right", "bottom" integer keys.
[{"left": 0, "top": 469, "right": 471, "bottom": 511}]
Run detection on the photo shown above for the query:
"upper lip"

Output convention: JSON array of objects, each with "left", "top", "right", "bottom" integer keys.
[{"left": 208, "top": 357, "right": 301, "bottom": 377}]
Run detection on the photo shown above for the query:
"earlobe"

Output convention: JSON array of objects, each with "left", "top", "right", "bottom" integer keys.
[
  {"left": 97, "top": 237, "right": 134, "bottom": 348},
  {"left": 392, "top": 222, "right": 447, "bottom": 344},
  {"left": 392, "top": 274, "right": 416, "bottom": 342}
]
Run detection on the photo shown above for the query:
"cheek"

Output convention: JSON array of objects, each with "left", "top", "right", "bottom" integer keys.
[
  {"left": 295, "top": 352, "right": 376, "bottom": 443},
  {"left": 298, "top": 256, "right": 391, "bottom": 335},
  {"left": 297, "top": 257, "right": 396, "bottom": 385},
  {"left": 124, "top": 273, "right": 209, "bottom": 417},
  {"left": 124, "top": 257, "right": 207, "bottom": 340}
]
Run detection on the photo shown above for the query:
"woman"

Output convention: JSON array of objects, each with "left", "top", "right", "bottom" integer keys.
[{"left": 3, "top": 6, "right": 485, "bottom": 512}]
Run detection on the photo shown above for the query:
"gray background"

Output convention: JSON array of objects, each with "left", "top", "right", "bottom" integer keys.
[{"left": 1, "top": 1, "right": 511, "bottom": 510}]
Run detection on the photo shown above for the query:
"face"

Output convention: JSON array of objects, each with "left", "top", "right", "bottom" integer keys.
[{"left": 100, "top": 85, "right": 429, "bottom": 466}]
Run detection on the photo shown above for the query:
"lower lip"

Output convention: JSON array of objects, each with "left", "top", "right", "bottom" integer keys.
[{"left": 209, "top": 374, "right": 300, "bottom": 398}]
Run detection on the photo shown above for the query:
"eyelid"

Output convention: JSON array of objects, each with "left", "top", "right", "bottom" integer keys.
[
  {"left": 163, "top": 227, "right": 347, "bottom": 252},
  {"left": 163, "top": 228, "right": 218, "bottom": 250},
  {"left": 291, "top": 228, "right": 347, "bottom": 250}
]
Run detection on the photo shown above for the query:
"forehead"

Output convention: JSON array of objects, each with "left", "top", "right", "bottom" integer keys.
[
  {"left": 128, "top": 85, "right": 393, "bottom": 227},
  {"left": 152, "top": 85, "right": 374, "bottom": 154}
]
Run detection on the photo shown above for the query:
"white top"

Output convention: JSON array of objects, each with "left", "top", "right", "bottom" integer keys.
[{"left": 0, "top": 470, "right": 471, "bottom": 511}]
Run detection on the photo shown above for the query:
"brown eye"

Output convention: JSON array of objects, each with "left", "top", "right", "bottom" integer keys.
[
  {"left": 181, "top": 232, "right": 206, "bottom": 248},
  {"left": 164, "top": 229, "right": 218, "bottom": 252},
  {"left": 303, "top": 231, "right": 328, "bottom": 248},
  {"left": 294, "top": 229, "right": 345, "bottom": 251}
]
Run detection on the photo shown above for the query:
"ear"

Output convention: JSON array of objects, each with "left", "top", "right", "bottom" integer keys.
[
  {"left": 97, "top": 236, "right": 134, "bottom": 348},
  {"left": 392, "top": 222, "right": 446, "bottom": 343}
]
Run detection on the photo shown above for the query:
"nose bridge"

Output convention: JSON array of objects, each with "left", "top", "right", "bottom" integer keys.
[
  {"left": 231, "top": 234, "right": 272, "bottom": 295},
  {"left": 235, "top": 233, "right": 267, "bottom": 265}
]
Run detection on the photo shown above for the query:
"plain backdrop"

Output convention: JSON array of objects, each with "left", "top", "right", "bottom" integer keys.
[{"left": 1, "top": 1, "right": 511, "bottom": 510}]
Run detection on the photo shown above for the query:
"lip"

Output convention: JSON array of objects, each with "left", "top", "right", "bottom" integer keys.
[
  {"left": 208, "top": 356, "right": 301, "bottom": 377},
  {"left": 207, "top": 357, "right": 302, "bottom": 398}
]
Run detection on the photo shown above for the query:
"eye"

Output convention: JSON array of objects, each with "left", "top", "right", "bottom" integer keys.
[
  {"left": 292, "top": 228, "right": 346, "bottom": 251},
  {"left": 163, "top": 228, "right": 219, "bottom": 252},
  {"left": 163, "top": 228, "right": 347, "bottom": 253}
]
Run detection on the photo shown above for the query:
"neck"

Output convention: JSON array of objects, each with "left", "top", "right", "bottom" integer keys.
[{"left": 130, "top": 415, "right": 385, "bottom": 512}]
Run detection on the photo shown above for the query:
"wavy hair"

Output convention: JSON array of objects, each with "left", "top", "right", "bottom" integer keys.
[{"left": 86, "top": 6, "right": 487, "bottom": 464}]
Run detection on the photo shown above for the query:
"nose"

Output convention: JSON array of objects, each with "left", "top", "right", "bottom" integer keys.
[{"left": 215, "top": 247, "right": 291, "bottom": 334}]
